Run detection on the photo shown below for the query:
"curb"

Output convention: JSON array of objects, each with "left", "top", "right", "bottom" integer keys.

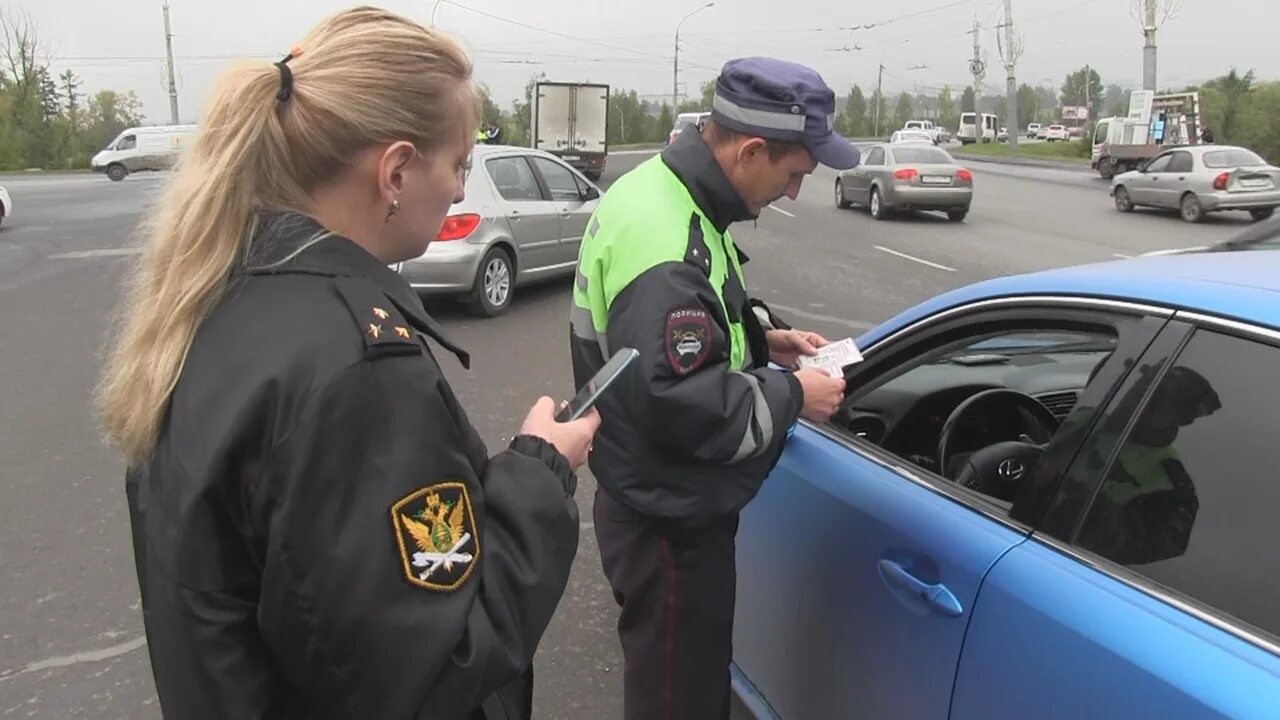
[{"left": 0, "top": 169, "right": 94, "bottom": 177}]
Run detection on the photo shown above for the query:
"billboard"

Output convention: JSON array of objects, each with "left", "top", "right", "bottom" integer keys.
[{"left": 1062, "top": 106, "right": 1090, "bottom": 121}]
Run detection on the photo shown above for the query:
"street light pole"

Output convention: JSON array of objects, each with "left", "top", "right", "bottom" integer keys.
[
  {"left": 674, "top": 2, "right": 714, "bottom": 112},
  {"left": 162, "top": 1, "right": 180, "bottom": 124}
]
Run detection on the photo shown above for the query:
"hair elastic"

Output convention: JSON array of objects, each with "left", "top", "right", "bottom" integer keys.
[{"left": 274, "top": 52, "right": 294, "bottom": 103}]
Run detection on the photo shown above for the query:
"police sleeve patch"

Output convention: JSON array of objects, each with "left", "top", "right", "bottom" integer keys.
[
  {"left": 390, "top": 482, "right": 479, "bottom": 592},
  {"left": 665, "top": 307, "right": 711, "bottom": 375}
]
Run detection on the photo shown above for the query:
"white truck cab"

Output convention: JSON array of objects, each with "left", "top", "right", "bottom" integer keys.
[{"left": 904, "top": 119, "right": 948, "bottom": 144}]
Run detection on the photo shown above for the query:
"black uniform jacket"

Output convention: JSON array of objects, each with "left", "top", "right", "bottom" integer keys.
[{"left": 125, "top": 211, "right": 578, "bottom": 720}]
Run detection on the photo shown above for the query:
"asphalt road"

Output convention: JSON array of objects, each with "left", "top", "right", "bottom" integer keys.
[{"left": 0, "top": 153, "right": 1254, "bottom": 719}]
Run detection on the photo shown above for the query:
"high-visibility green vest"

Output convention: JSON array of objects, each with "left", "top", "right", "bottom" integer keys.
[
  {"left": 1105, "top": 444, "right": 1182, "bottom": 505},
  {"left": 572, "top": 154, "right": 751, "bottom": 370}
]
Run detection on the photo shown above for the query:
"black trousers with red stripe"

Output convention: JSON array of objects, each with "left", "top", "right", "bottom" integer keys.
[{"left": 594, "top": 487, "right": 738, "bottom": 720}]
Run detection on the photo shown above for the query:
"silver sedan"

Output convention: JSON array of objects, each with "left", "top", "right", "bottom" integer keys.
[
  {"left": 393, "top": 145, "right": 600, "bottom": 316},
  {"left": 835, "top": 143, "right": 974, "bottom": 222},
  {"left": 1110, "top": 145, "right": 1280, "bottom": 223}
]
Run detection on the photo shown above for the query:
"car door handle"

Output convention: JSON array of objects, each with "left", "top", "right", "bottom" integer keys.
[
  {"left": 509, "top": 210, "right": 522, "bottom": 221},
  {"left": 877, "top": 559, "right": 964, "bottom": 618}
]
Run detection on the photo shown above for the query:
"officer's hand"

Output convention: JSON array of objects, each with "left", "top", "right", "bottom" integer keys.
[
  {"left": 520, "top": 396, "right": 601, "bottom": 470},
  {"left": 766, "top": 329, "right": 828, "bottom": 369},
  {"left": 795, "top": 368, "right": 846, "bottom": 423}
]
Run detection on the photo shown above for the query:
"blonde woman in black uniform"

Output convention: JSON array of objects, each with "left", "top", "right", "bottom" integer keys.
[{"left": 98, "top": 7, "right": 598, "bottom": 719}]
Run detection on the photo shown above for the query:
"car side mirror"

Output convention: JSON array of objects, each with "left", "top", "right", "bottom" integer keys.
[{"left": 582, "top": 185, "right": 600, "bottom": 201}]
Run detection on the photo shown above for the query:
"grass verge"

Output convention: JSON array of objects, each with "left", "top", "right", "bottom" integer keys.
[{"left": 952, "top": 141, "right": 1091, "bottom": 165}]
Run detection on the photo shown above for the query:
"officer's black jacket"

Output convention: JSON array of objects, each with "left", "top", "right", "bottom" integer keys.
[
  {"left": 125, "top": 211, "right": 578, "bottom": 719},
  {"left": 569, "top": 129, "right": 804, "bottom": 526}
]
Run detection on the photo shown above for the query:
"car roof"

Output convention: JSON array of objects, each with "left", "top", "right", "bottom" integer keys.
[
  {"left": 861, "top": 252, "right": 1280, "bottom": 345},
  {"left": 470, "top": 144, "right": 563, "bottom": 161},
  {"left": 1180, "top": 144, "right": 1255, "bottom": 156}
]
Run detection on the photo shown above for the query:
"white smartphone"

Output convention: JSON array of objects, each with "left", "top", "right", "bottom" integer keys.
[{"left": 555, "top": 347, "right": 640, "bottom": 422}]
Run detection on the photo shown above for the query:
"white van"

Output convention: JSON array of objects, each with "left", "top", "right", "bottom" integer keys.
[
  {"left": 92, "top": 124, "right": 197, "bottom": 181},
  {"left": 957, "top": 113, "right": 999, "bottom": 144},
  {"left": 668, "top": 111, "right": 711, "bottom": 145}
]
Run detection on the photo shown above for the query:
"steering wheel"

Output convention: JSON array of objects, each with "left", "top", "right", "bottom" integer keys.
[{"left": 936, "top": 389, "right": 1061, "bottom": 500}]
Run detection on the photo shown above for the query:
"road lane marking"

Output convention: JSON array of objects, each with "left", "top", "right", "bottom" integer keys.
[
  {"left": 0, "top": 636, "right": 147, "bottom": 682},
  {"left": 49, "top": 248, "right": 142, "bottom": 259},
  {"left": 1113, "top": 253, "right": 1132, "bottom": 259},
  {"left": 873, "top": 245, "right": 957, "bottom": 273},
  {"left": 766, "top": 302, "right": 876, "bottom": 331},
  {"left": 768, "top": 205, "right": 796, "bottom": 218}
]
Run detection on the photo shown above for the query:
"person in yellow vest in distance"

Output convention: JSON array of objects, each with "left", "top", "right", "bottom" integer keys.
[
  {"left": 1085, "top": 365, "right": 1222, "bottom": 566},
  {"left": 569, "top": 56, "right": 857, "bottom": 719}
]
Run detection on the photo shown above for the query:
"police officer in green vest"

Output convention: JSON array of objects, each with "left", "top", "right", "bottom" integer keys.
[
  {"left": 569, "top": 57, "right": 858, "bottom": 719},
  {"left": 1088, "top": 365, "right": 1221, "bottom": 565}
]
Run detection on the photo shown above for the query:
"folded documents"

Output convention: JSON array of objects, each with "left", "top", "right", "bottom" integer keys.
[{"left": 797, "top": 338, "right": 864, "bottom": 378}]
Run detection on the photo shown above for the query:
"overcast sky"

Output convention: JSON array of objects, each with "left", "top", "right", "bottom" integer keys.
[{"left": 14, "top": 0, "right": 1278, "bottom": 125}]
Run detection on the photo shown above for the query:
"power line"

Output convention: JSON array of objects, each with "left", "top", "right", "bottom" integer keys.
[
  {"left": 985, "top": 0, "right": 1005, "bottom": 24},
  {"left": 437, "top": 0, "right": 720, "bottom": 71},
  {"left": 456, "top": 0, "right": 973, "bottom": 52},
  {"left": 1021, "top": 0, "right": 1107, "bottom": 24}
]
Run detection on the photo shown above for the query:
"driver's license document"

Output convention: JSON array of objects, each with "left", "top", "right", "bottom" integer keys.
[{"left": 797, "top": 338, "right": 864, "bottom": 378}]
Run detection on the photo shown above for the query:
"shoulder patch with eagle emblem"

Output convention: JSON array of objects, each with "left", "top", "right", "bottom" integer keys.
[{"left": 390, "top": 482, "right": 479, "bottom": 592}]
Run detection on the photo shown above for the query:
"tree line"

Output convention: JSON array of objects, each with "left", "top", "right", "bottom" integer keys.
[
  {"left": 1, "top": 10, "right": 144, "bottom": 171},
  {"left": 6, "top": 4, "right": 1277, "bottom": 171}
]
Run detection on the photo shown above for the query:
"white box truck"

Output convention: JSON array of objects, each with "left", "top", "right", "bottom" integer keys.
[
  {"left": 532, "top": 82, "right": 609, "bottom": 180},
  {"left": 91, "top": 124, "right": 197, "bottom": 181},
  {"left": 1090, "top": 91, "right": 1202, "bottom": 179},
  {"left": 957, "top": 113, "right": 999, "bottom": 144}
]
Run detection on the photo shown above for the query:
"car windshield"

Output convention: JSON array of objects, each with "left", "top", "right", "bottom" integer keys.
[
  {"left": 962, "top": 331, "right": 1117, "bottom": 354},
  {"left": 1203, "top": 149, "right": 1266, "bottom": 168},
  {"left": 1211, "top": 227, "right": 1280, "bottom": 252},
  {"left": 1238, "top": 237, "right": 1280, "bottom": 249},
  {"left": 892, "top": 147, "right": 952, "bottom": 164}
]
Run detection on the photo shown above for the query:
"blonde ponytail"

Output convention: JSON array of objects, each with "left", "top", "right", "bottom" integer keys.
[{"left": 98, "top": 6, "right": 480, "bottom": 464}]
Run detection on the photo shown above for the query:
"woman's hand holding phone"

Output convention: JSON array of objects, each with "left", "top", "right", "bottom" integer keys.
[{"left": 520, "top": 397, "right": 600, "bottom": 470}]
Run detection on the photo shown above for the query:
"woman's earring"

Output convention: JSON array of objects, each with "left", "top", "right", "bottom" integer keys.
[{"left": 385, "top": 199, "right": 400, "bottom": 222}]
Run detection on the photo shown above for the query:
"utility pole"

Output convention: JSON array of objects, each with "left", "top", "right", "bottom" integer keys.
[
  {"left": 874, "top": 62, "right": 885, "bottom": 137},
  {"left": 998, "top": 0, "right": 1021, "bottom": 149},
  {"left": 162, "top": 2, "right": 179, "bottom": 124},
  {"left": 1142, "top": 0, "right": 1157, "bottom": 91},
  {"left": 968, "top": 18, "right": 985, "bottom": 117},
  {"left": 672, "top": 35, "right": 679, "bottom": 112},
  {"left": 1084, "top": 63, "right": 1091, "bottom": 123},
  {"left": 674, "top": 3, "right": 714, "bottom": 112}
]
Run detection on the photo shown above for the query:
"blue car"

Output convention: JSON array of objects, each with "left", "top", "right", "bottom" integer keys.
[{"left": 733, "top": 251, "right": 1280, "bottom": 719}]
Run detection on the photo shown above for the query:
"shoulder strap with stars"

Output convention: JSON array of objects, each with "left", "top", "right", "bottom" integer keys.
[
  {"left": 332, "top": 277, "right": 423, "bottom": 359},
  {"left": 683, "top": 213, "right": 713, "bottom": 279}
]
